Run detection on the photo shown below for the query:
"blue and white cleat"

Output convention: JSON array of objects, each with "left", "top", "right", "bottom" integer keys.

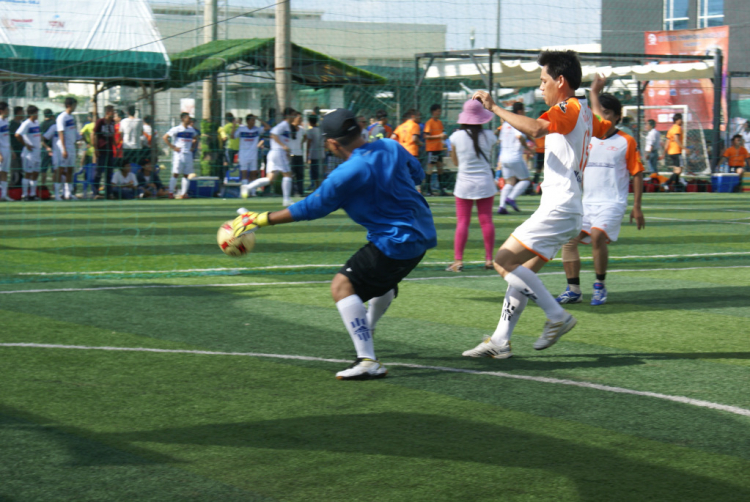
[
  {"left": 556, "top": 286, "right": 582, "bottom": 304},
  {"left": 505, "top": 198, "right": 520, "bottom": 212},
  {"left": 590, "top": 283, "right": 607, "bottom": 306}
]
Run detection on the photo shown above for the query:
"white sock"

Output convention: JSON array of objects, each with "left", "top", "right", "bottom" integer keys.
[
  {"left": 510, "top": 179, "right": 530, "bottom": 200},
  {"left": 569, "top": 283, "right": 582, "bottom": 294},
  {"left": 499, "top": 183, "right": 513, "bottom": 209},
  {"left": 336, "top": 294, "right": 376, "bottom": 360},
  {"left": 180, "top": 177, "right": 189, "bottom": 196},
  {"left": 54, "top": 183, "right": 62, "bottom": 197},
  {"left": 22, "top": 179, "right": 29, "bottom": 197},
  {"left": 490, "top": 285, "right": 528, "bottom": 345},
  {"left": 64, "top": 182, "right": 71, "bottom": 198},
  {"left": 367, "top": 289, "right": 395, "bottom": 333},
  {"left": 505, "top": 266, "right": 566, "bottom": 322},
  {"left": 282, "top": 177, "right": 292, "bottom": 200},
  {"left": 169, "top": 176, "right": 177, "bottom": 194},
  {"left": 246, "top": 177, "right": 270, "bottom": 191},
  {"left": 0, "top": 181, "right": 7, "bottom": 198},
  {"left": 29, "top": 179, "right": 36, "bottom": 196}
]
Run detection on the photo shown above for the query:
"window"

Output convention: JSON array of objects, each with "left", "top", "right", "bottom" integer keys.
[
  {"left": 698, "top": 0, "right": 724, "bottom": 28},
  {"left": 664, "top": 0, "right": 689, "bottom": 30}
]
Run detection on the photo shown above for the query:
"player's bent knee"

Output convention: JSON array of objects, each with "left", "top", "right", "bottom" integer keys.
[{"left": 331, "top": 273, "right": 356, "bottom": 302}]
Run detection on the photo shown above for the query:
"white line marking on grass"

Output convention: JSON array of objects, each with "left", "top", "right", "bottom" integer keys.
[
  {"left": 2, "top": 265, "right": 750, "bottom": 295},
  {"left": 16, "top": 252, "right": 750, "bottom": 277},
  {"left": 2, "top": 342, "right": 749, "bottom": 418},
  {"left": 649, "top": 216, "right": 750, "bottom": 225}
]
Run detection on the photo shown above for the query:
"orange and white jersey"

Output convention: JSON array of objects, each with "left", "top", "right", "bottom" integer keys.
[
  {"left": 539, "top": 97, "right": 610, "bottom": 214},
  {"left": 583, "top": 130, "right": 644, "bottom": 207}
]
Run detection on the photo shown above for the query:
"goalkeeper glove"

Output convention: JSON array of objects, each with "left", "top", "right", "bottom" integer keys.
[{"left": 232, "top": 211, "right": 270, "bottom": 237}]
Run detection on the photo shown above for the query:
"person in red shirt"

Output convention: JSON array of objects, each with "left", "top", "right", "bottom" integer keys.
[
  {"left": 720, "top": 134, "right": 749, "bottom": 191},
  {"left": 113, "top": 110, "right": 124, "bottom": 171},
  {"left": 423, "top": 103, "right": 447, "bottom": 195}
]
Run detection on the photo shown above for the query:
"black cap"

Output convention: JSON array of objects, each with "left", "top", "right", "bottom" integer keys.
[{"left": 321, "top": 108, "right": 358, "bottom": 139}]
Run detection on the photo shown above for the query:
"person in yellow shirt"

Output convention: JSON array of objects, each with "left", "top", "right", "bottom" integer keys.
[
  {"left": 423, "top": 104, "right": 447, "bottom": 195},
  {"left": 391, "top": 109, "right": 422, "bottom": 158},
  {"left": 720, "top": 134, "right": 749, "bottom": 191},
  {"left": 219, "top": 113, "right": 239, "bottom": 179},
  {"left": 664, "top": 113, "right": 684, "bottom": 191}
]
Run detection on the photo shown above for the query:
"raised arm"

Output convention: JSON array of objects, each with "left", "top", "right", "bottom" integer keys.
[
  {"left": 473, "top": 91, "right": 550, "bottom": 138},
  {"left": 588, "top": 74, "right": 607, "bottom": 120}
]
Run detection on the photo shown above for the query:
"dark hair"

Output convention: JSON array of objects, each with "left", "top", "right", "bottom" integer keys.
[
  {"left": 430, "top": 103, "right": 441, "bottom": 113},
  {"left": 127, "top": 105, "right": 136, "bottom": 116},
  {"left": 512, "top": 102, "right": 525, "bottom": 113},
  {"left": 334, "top": 119, "right": 362, "bottom": 147},
  {"left": 0, "top": 101, "right": 7, "bottom": 112},
  {"left": 26, "top": 105, "right": 38, "bottom": 115},
  {"left": 308, "top": 115, "right": 318, "bottom": 126},
  {"left": 283, "top": 107, "right": 296, "bottom": 118},
  {"left": 180, "top": 112, "right": 190, "bottom": 120},
  {"left": 144, "top": 115, "right": 152, "bottom": 125},
  {"left": 732, "top": 134, "right": 743, "bottom": 141},
  {"left": 375, "top": 109, "right": 387, "bottom": 120},
  {"left": 537, "top": 50, "right": 582, "bottom": 90},
  {"left": 225, "top": 112, "right": 234, "bottom": 121},
  {"left": 104, "top": 105, "right": 115, "bottom": 113},
  {"left": 13, "top": 106, "right": 24, "bottom": 115},
  {"left": 64, "top": 97, "right": 77, "bottom": 108},
  {"left": 245, "top": 114, "right": 255, "bottom": 121},
  {"left": 598, "top": 93, "right": 622, "bottom": 123},
  {"left": 116, "top": 109, "right": 126, "bottom": 120},
  {"left": 673, "top": 113, "right": 683, "bottom": 122},
  {"left": 648, "top": 119, "right": 656, "bottom": 128},
  {"left": 88, "top": 112, "right": 94, "bottom": 119},
  {"left": 459, "top": 124, "right": 488, "bottom": 162}
]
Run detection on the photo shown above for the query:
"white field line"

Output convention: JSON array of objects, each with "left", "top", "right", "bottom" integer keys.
[
  {"left": 649, "top": 216, "right": 750, "bottom": 225},
  {"left": 16, "top": 251, "right": 750, "bottom": 277},
  {"left": 1, "top": 342, "right": 749, "bottom": 418},
  {"left": 2, "top": 265, "right": 750, "bottom": 295}
]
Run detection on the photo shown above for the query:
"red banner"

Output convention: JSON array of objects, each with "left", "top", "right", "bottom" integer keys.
[{"left": 644, "top": 26, "right": 728, "bottom": 131}]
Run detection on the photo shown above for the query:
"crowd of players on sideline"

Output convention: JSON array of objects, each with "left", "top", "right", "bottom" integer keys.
[{"left": 2, "top": 94, "right": 749, "bottom": 202}]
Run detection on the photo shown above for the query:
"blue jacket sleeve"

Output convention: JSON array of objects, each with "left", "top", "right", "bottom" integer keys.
[
  {"left": 403, "top": 147, "right": 425, "bottom": 185},
  {"left": 288, "top": 162, "right": 366, "bottom": 221}
]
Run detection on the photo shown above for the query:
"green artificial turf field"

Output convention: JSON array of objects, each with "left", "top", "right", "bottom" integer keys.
[{"left": 1, "top": 193, "right": 749, "bottom": 501}]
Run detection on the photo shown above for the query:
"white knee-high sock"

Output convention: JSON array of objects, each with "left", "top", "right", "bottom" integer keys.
[
  {"left": 510, "top": 180, "right": 530, "bottom": 200},
  {"left": 490, "top": 285, "right": 528, "bottom": 345},
  {"left": 1, "top": 181, "right": 7, "bottom": 198},
  {"left": 282, "top": 177, "right": 292, "bottom": 200},
  {"left": 367, "top": 289, "right": 395, "bottom": 333},
  {"left": 22, "top": 178, "right": 29, "bottom": 197},
  {"left": 336, "top": 294, "right": 376, "bottom": 360},
  {"left": 180, "top": 177, "right": 189, "bottom": 196},
  {"left": 169, "top": 176, "right": 177, "bottom": 194},
  {"left": 54, "top": 182, "right": 62, "bottom": 198},
  {"left": 505, "top": 266, "right": 566, "bottom": 322},
  {"left": 499, "top": 183, "right": 513, "bottom": 209},
  {"left": 29, "top": 179, "right": 36, "bottom": 196},
  {"left": 64, "top": 182, "right": 71, "bottom": 198},
  {"left": 246, "top": 177, "right": 270, "bottom": 191}
]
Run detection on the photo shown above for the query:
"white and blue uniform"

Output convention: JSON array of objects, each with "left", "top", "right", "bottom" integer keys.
[
  {"left": 499, "top": 121, "right": 529, "bottom": 179},
  {"left": 233, "top": 125, "right": 262, "bottom": 171},
  {"left": 17, "top": 118, "right": 41, "bottom": 173},
  {"left": 166, "top": 125, "right": 198, "bottom": 175},
  {"left": 267, "top": 121, "right": 291, "bottom": 173},
  {"left": 0, "top": 117, "right": 10, "bottom": 173},
  {"left": 43, "top": 123, "right": 61, "bottom": 169},
  {"left": 55, "top": 111, "right": 78, "bottom": 168},
  {"left": 288, "top": 138, "right": 437, "bottom": 260}
]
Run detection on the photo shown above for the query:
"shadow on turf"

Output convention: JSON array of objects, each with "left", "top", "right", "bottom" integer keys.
[{"left": 96, "top": 412, "right": 750, "bottom": 501}]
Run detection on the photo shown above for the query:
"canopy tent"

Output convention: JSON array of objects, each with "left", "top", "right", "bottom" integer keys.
[
  {"left": 147, "top": 38, "right": 387, "bottom": 91},
  {"left": 0, "top": 0, "right": 169, "bottom": 82}
]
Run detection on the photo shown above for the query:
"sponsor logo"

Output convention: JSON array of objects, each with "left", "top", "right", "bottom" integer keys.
[
  {"left": 647, "top": 33, "right": 657, "bottom": 46},
  {"left": 350, "top": 318, "right": 370, "bottom": 341},
  {"left": 501, "top": 301, "right": 516, "bottom": 322},
  {"left": 2, "top": 17, "right": 34, "bottom": 30},
  {"left": 558, "top": 101, "right": 567, "bottom": 113},
  {"left": 607, "top": 146, "right": 619, "bottom": 151}
]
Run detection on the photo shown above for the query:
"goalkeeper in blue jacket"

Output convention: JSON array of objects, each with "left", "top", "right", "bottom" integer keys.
[{"left": 232, "top": 108, "right": 437, "bottom": 380}]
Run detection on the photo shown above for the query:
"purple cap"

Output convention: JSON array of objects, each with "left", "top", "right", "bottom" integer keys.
[{"left": 457, "top": 99, "right": 495, "bottom": 125}]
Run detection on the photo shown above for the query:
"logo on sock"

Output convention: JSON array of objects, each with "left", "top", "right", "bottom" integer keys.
[
  {"left": 350, "top": 318, "right": 371, "bottom": 341},
  {"left": 520, "top": 288, "right": 538, "bottom": 300},
  {"left": 501, "top": 301, "right": 516, "bottom": 321}
]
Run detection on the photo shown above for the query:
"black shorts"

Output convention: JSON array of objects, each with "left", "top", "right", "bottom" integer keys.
[
  {"left": 427, "top": 151, "right": 443, "bottom": 165},
  {"left": 728, "top": 165, "right": 745, "bottom": 173},
  {"left": 535, "top": 152, "right": 544, "bottom": 171},
  {"left": 669, "top": 154, "right": 682, "bottom": 167},
  {"left": 339, "top": 242, "right": 425, "bottom": 302}
]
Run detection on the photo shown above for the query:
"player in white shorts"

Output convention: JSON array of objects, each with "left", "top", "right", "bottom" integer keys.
[
  {"left": 163, "top": 112, "right": 198, "bottom": 199},
  {"left": 55, "top": 97, "right": 79, "bottom": 200},
  {"left": 15, "top": 105, "right": 42, "bottom": 201},
  {"left": 556, "top": 87, "right": 645, "bottom": 306},
  {"left": 463, "top": 50, "right": 611, "bottom": 359},
  {"left": 241, "top": 107, "right": 297, "bottom": 206},
  {"left": 236, "top": 114, "right": 270, "bottom": 198},
  {"left": 497, "top": 102, "right": 534, "bottom": 214},
  {"left": 0, "top": 101, "right": 14, "bottom": 201}
]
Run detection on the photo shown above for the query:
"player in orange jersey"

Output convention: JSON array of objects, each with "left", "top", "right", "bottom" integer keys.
[
  {"left": 463, "top": 50, "right": 611, "bottom": 359},
  {"left": 720, "top": 134, "right": 749, "bottom": 191}
]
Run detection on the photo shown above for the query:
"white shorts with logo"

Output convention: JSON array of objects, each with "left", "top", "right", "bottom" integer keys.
[
  {"left": 579, "top": 203, "right": 626, "bottom": 244},
  {"left": 501, "top": 158, "right": 530, "bottom": 180},
  {"left": 267, "top": 149, "right": 290, "bottom": 173},
  {"left": 0, "top": 148, "right": 10, "bottom": 173},
  {"left": 22, "top": 151, "right": 41, "bottom": 173},
  {"left": 511, "top": 207, "right": 582, "bottom": 262},
  {"left": 172, "top": 154, "right": 194, "bottom": 175},
  {"left": 58, "top": 144, "right": 76, "bottom": 168},
  {"left": 238, "top": 153, "right": 258, "bottom": 172}
]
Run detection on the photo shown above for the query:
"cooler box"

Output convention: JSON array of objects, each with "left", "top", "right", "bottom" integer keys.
[
  {"left": 188, "top": 176, "right": 220, "bottom": 198},
  {"left": 711, "top": 173, "right": 739, "bottom": 193}
]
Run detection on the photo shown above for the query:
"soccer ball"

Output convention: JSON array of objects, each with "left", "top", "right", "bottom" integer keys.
[{"left": 217, "top": 220, "right": 256, "bottom": 257}]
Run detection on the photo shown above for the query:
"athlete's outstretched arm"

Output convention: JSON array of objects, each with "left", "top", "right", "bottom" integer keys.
[
  {"left": 473, "top": 91, "right": 550, "bottom": 139},
  {"left": 589, "top": 74, "right": 607, "bottom": 119}
]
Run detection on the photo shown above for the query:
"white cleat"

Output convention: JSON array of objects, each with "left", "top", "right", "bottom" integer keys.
[
  {"left": 240, "top": 184, "right": 249, "bottom": 199},
  {"left": 282, "top": 199, "right": 293, "bottom": 207},
  {"left": 336, "top": 358, "right": 388, "bottom": 380},
  {"left": 66, "top": 194, "right": 78, "bottom": 200},
  {"left": 3, "top": 196, "right": 15, "bottom": 202},
  {"left": 533, "top": 312, "right": 577, "bottom": 350},
  {"left": 462, "top": 337, "right": 512, "bottom": 359}
]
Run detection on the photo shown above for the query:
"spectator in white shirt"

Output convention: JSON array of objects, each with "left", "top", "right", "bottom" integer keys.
[
  {"left": 741, "top": 121, "right": 750, "bottom": 149},
  {"left": 644, "top": 119, "right": 660, "bottom": 174},
  {"left": 112, "top": 164, "right": 138, "bottom": 199},
  {"left": 120, "top": 105, "right": 143, "bottom": 167}
]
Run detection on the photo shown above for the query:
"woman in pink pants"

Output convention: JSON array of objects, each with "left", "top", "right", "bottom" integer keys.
[{"left": 446, "top": 100, "right": 497, "bottom": 272}]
